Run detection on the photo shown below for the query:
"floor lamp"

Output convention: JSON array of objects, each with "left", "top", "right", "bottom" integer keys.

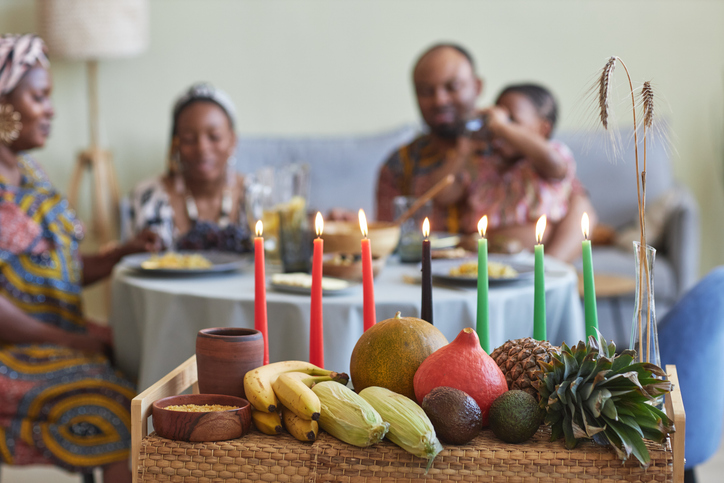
[{"left": 38, "top": 0, "right": 149, "bottom": 244}]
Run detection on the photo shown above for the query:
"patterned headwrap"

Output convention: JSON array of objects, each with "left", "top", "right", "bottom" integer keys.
[
  {"left": 171, "top": 82, "right": 237, "bottom": 134},
  {"left": 0, "top": 34, "right": 49, "bottom": 96}
]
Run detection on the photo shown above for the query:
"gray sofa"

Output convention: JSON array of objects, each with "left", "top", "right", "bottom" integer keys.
[{"left": 234, "top": 124, "right": 700, "bottom": 345}]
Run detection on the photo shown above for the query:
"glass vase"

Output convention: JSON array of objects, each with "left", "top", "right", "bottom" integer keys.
[{"left": 629, "top": 241, "right": 661, "bottom": 367}]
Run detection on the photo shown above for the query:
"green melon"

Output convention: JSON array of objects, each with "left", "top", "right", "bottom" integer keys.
[{"left": 350, "top": 312, "right": 448, "bottom": 400}]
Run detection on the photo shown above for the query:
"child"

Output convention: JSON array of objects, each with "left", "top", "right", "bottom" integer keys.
[{"left": 467, "top": 83, "right": 577, "bottom": 250}]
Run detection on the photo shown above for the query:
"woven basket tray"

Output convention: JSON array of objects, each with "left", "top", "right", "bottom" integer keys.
[{"left": 138, "top": 426, "right": 672, "bottom": 482}]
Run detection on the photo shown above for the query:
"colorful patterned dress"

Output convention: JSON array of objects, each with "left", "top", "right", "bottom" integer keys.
[
  {"left": 0, "top": 156, "right": 134, "bottom": 473},
  {"left": 376, "top": 134, "right": 583, "bottom": 234},
  {"left": 376, "top": 135, "right": 470, "bottom": 234}
]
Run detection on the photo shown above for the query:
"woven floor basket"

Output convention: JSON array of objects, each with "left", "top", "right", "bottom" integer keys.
[{"left": 138, "top": 426, "right": 672, "bottom": 482}]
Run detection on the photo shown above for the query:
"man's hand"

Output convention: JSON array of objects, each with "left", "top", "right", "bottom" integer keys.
[{"left": 327, "top": 208, "right": 358, "bottom": 222}]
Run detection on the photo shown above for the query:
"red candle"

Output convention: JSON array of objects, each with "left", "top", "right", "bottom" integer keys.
[
  {"left": 310, "top": 212, "right": 324, "bottom": 368},
  {"left": 254, "top": 221, "right": 269, "bottom": 365},
  {"left": 421, "top": 217, "right": 433, "bottom": 324},
  {"left": 359, "top": 209, "right": 376, "bottom": 332}
]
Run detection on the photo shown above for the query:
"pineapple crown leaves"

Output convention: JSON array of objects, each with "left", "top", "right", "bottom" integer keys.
[{"left": 535, "top": 332, "right": 675, "bottom": 466}]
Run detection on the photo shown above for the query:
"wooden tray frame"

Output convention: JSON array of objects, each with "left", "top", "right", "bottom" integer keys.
[{"left": 131, "top": 356, "right": 686, "bottom": 483}]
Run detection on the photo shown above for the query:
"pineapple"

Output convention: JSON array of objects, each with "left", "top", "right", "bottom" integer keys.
[
  {"left": 490, "top": 338, "right": 558, "bottom": 399},
  {"left": 537, "top": 333, "right": 675, "bottom": 466}
]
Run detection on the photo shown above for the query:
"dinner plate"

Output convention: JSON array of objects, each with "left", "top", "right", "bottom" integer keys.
[
  {"left": 430, "top": 232, "right": 461, "bottom": 250},
  {"left": 430, "top": 256, "right": 535, "bottom": 286},
  {"left": 269, "top": 273, "right": 358, "bottom": 296},
  {"left": 121, "top": 251, "right": 252, "bottom": 276}
]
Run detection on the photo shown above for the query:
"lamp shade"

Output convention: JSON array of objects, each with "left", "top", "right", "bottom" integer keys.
[{"left": 37, "top": 0, "right": 149, "bottom": 60}]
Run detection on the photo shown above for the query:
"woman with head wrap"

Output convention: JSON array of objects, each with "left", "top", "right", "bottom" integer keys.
[
  {"left": 124, "top": 83, "right": 251, "bottom": 253},
  {"left": 0, "top": 34, "right": 157, "bottom": 482}
]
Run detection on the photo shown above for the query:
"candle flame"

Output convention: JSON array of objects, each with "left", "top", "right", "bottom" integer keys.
[
  {"left": 255, "top": 220, "right": 263, "bottom": 237},
  {"left": 359, "top": 209, "right": 368, "bottom": 237},
  {"left": 535, "top": 215, "right": 547, "bottom": 244},
  {"left": 422, "top": 217, "right": 430, "bottom": 238},
  {"left": 315, "top": 212, "right": 324, "bottom": 236},
  {"left": 582, "top": 212, "right": 590, "bottom": 240},
  {"left": 478, "top": 215, "right": 488, "bottom": 238}
]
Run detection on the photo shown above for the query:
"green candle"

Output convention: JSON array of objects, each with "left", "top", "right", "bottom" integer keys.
[
  {"left": 476, "top": 216, "right": 489, "bottom": 353},
  {"left": 581, "top": 213, "right": 599, "bottom": 338},
  {"left": 533, "top": 215, "right": 547, "bottom": 341}
]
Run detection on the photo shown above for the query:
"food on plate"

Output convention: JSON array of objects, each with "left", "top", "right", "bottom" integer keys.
[
  {"left": 271, "top": 272, "right": 349, "bottom": 291},
  {"left": 414, "top": 328, "right": 508, "bottom": 427},
  {"left": 489, "top": 338, "right": 558, "bottom": 399},
  {"left": 312, "top": 381, "right": 389, "bottom": 447},
  {"left": 281, "top": 405, "right": 318, "bottom": 442},
  {"left": 421, "top": 386, "right": 482, "bottom": 445},
  {"left": 141, "top": 252, "right": 213, "bottom": 270},
  {"left": 350, "top": 312, "right": 448, "bottom": 400},
  {"left": 251, "top": 409, "right": 283, "bottom": 435},
  {"left": 164, "top": 403, "right": 240, "bottom": 412},
  {"left": 359, "top": 386, "right": 442, "bottom": 471},
  {"left": 537, "top": 334, "right": 674, "bottom": 465},
  {"left": 243, "top": 360, "right": 349, "bottom": 413},
  {"left": 326, "top": 253, "right": 355, "bottom": 266},
  {"left": 448, "top": 260, "right": 518, "bottom": 279},
  {"left": 271, "top": 371, "right": 348, "bottom": 421},
  {"left": 488, "top": 390, "right": 544, "bottom": 444}
]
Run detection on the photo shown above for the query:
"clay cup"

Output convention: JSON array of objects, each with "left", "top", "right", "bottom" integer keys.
[{"left": 196, "top": 328, "right": 264, "bottom": 399}]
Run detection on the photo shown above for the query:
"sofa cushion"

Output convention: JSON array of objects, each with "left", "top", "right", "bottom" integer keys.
[
  {"left": 556, "top": 129, "right": 673, "bottom": 229},
  {"left": 235, "top": 125, "right": 419, "bottom": 216}
]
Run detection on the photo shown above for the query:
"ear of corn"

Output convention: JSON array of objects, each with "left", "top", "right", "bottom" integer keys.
[
  {"left": 359, "top": 386, "right": 443, "bottom": 471},
  {"left": 311, "top": 381, "right": 389, "bottom": 447}
]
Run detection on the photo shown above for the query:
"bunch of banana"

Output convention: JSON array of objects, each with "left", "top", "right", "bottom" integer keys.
[
  {"left": 251, "top": 409, "right": 283, "bottom": 435},
  {"left": 244, "top": 360, "right": 349, "bottom": 442},
  {"left": 244, "top": 360, "right": 348, "bottom": 413},
  {"left": 281, "top": 406, "right": 318, "bottom": 442}
]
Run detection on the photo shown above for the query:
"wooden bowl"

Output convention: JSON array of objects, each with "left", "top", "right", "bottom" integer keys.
[
  {"left": 152, "top": 394, "right": 252, "bottom": 442},
  {"left": 323, "top": 254, "right": 387, "bottom": 281},
  {"left": 323, "top": 221, "right": 400, "bottom": 258}
]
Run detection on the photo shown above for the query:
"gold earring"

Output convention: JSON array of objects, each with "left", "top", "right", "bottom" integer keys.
[{"left": 0, "top": 104, "right": 22, "bottom": 145}]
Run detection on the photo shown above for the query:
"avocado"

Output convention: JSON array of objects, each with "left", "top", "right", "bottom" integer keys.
[
  {"left": 421, "top": 386, "right": 482, "bottom": 445},
  {"left": 488, "top": 390, "right": 544, "bottom": 444}
]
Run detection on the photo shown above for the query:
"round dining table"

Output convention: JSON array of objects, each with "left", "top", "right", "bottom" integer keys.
[{"left": 109, "top": 254, "right": 584, "bottom": 391}]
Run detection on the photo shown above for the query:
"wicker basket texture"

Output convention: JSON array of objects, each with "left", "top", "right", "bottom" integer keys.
[{"left": 138, "top": 426, "right": 673, "bottom": 483}]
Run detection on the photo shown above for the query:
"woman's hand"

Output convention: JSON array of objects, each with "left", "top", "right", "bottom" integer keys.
[
  {"left": 82, "top": 229, "right": 164, "bottom": 286},
  {"left": 66, "top": 332, "right": 109, "bottom": 355},
  {"left": 86, "top": 319, "right": 113, "bottom": 347},
  {"left": 121, "top": 229, "right": 163, "bottom": 255},
  {"left": 67, "top": 323, "right": 115, "bottom": 360}
]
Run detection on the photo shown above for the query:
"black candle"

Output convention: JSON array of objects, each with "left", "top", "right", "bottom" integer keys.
[{"left": 421, "top": 217, "right": 433, "bottom": 324}]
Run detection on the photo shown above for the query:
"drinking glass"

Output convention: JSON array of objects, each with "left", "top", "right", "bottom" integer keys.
[
  {"left": 245, "top": 164, "right": 311, "bottom": 265},
  {"left": 394, "top": 195, "right": 432, "bottom": 263}
]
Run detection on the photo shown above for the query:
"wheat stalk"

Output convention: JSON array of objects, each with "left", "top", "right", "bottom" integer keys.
[
  {"left": 642, "top": 81, "right": 654, "bottom": 130},
  {"left": 596, "top": 57, "right": 651, "bottom": 363},
  {"left": 641, "top": 81, "right": 654, "bottom": 362},
  {"left": 598, "top": 57, "right": 616, "bottom": 129}
]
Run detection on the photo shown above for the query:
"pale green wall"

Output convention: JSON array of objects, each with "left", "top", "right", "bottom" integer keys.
[{"left": 2, "top": 0, "right": 723, "bottom": 276}]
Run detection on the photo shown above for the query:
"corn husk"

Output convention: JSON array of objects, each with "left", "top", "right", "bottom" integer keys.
[
  {"left": 311, "top": 381, "right": 389, "bottom": 447},
  {"left": 359, "top": 386, "right": 443, "bottom": 471}
]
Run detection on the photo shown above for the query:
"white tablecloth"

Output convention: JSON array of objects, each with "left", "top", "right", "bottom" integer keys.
[{"left": 110, "top": 256, "right": 584, "bottom": 391}]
